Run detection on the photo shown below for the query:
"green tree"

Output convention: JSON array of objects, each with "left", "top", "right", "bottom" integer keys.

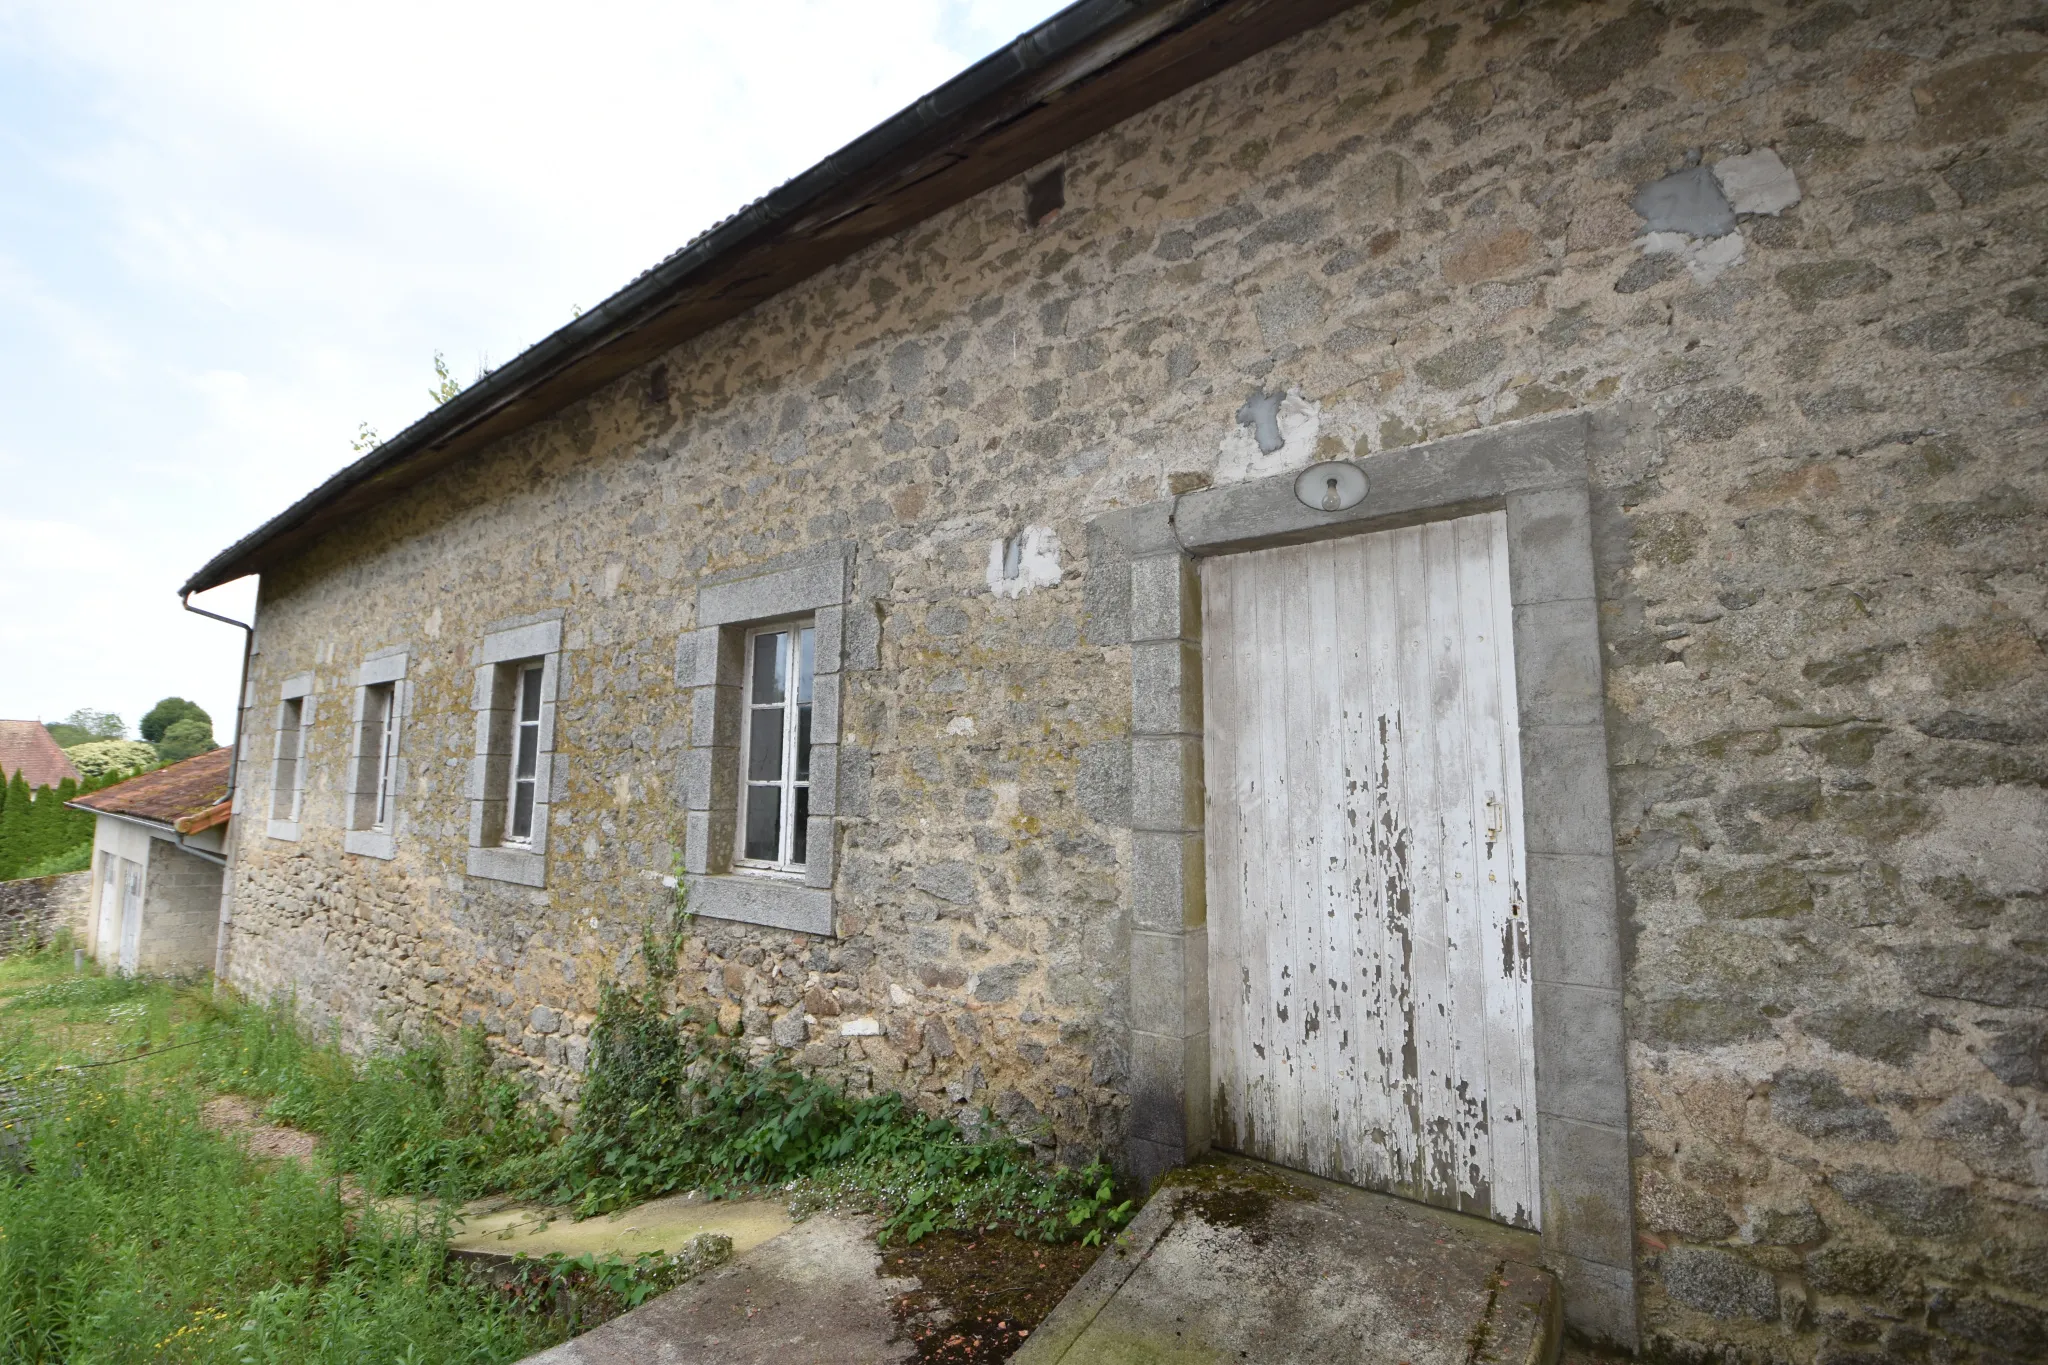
[
  {"left": 140, "top": 697, "right": 211, "bottom": 745},
  {"left": 156, "top": 716, "right": 216, "bottom": 765},
  {"left": 0, "top": 770, "right": 30, "bottom": 880},
  {"left": 22, "top": 779, "right": 77, "bottom": 872},
  {"left": 46, "top": 708, "right": 125, "bottom": 747}
]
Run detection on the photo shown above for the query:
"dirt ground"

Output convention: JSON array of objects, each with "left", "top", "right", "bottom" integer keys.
[
  {"left": 199, "top": 1093, "right": 322, "bottom": 1161},
  {"left": 879, "top": 1228, "right": 1103, "bottom": 1364},
  {"left": 198, "top": 1092, "right": 363, "bottom": 1203}
]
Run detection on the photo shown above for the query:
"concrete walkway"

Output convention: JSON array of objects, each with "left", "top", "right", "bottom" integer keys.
[
  {"left": 1013, "top": 1158, "right": 1560, "bottom": 1365},
  {"left": 519, "top": 1212, "right": 918, "bottom": 1365}
]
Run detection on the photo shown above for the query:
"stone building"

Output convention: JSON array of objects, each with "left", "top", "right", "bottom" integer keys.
[{"left": 182, "top": 1, "right": 2046, "bottom": 1357}]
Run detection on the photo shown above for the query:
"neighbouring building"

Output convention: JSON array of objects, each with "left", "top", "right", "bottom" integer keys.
[
  {"left": 70, "top": 747, "right": 231, "bottom": 976},
  {"left": 0, "top": 719, "right": 82, "bottom": 791},
  {"left": 180, "top": 2, "right": 2047, "bottom": 1357}
]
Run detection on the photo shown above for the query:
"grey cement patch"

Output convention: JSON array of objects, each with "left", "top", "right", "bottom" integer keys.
[
  {"left": 517, "top": 1213, "right": 914, "bottom": 1365},
  {"left": 1016, "top": 1160, "right": 1558, "bottom": 1365},
  {"left": 1632, "top": 166, "right": 1736, "bottom": 238}
]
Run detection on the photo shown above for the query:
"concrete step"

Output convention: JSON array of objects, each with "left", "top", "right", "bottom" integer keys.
[
  {"left": 1014, "top": 1157, "right": 1561, "bottom": 1365},
  {"left": 517, "top": 1212, "right": 915, "bottom": 1365}
]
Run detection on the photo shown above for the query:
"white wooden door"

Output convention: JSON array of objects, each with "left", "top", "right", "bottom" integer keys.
[
  {"left": 118, "top": 862, "right": 142, "bottom": 976},
  {"left": 95, "top": 854, "right": 120, "bottom": 962},
  {"left": 1201, "top": 510, "right": 1540, "bottom": 1229}
]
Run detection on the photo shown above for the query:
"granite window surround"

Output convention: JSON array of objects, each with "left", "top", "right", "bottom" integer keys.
[
  {"left": 466, "top": 616, "right": 563, "bottom": 888},
  {"left": 1096, "top": 409, "right": 1638, "bottom": 1349},
  {"left": 677, "top": 544, "right": 871, "bottom": 937},
  {"left": 265, "top": 671, "right": 316, "bottom": 842},
  {"left": 342, "top": 650, "right": 409, "bottom": 861}
]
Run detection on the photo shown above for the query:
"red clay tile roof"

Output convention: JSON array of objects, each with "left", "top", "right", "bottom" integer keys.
[
  {"left": 0, "top": 720, "right": 82, "bottom": 790},
  {"left": 71, "top": 747, "right": 232, "bottom": 826}
]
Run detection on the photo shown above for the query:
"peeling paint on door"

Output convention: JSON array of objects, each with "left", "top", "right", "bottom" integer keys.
[{"left": 1201, "top": 510, "right": 1539, "bottom": 1229}]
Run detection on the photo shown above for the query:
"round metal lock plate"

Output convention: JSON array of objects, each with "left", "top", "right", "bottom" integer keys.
[{"left": 1295, "top": 461, "right": 1368, "bottom": 512}]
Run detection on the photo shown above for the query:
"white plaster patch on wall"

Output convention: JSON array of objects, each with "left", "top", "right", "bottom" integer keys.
[
  {"left": 1643, "top": 228, "right": 1749, "bottom": 284},
  {"left": 987, "top": 525, "right": 1062, "bottom": 598},
  {"left": 1713, "top": 148, "right": 1802, "bottom": 217},
  {"left": 1217, "top": 386, "right": 1322, "bottom": 485},
  {"left": 945, "top": 715, "right": 976, "bottom": 736},
  {"left": 840, "top": 1016, "right": 882, "bottom": 1036}
]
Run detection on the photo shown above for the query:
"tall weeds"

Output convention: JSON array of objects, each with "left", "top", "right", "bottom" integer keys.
[{"left": 0, "top": 1072, "right": 549, "bottom": 1364}]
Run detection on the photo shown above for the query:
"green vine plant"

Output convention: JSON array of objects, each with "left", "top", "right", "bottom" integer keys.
[{"left": 541, "top": 841, "right": 1133, "bottom": 1246}]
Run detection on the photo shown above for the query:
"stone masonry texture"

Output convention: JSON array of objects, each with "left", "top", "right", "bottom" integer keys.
[
  {"left": 224, "top": 3, "right": 2046, "bottom": 1358},
  {"left": 0, "top": 870, "right": 90, "bottom": 954}
]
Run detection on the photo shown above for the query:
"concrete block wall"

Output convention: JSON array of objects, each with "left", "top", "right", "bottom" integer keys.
[
  {"left": 223, "top": 2, "right": 2046, "bottom": 1356},
  {"left": 138, "top": 839, "right": 222, "bottom": 976}
]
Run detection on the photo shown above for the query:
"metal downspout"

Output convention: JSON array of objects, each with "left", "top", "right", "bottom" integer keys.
[{"left": 181, "top": 590, "right": 255, "bottom": 986}]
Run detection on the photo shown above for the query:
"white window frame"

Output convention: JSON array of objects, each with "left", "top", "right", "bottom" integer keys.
[
  {"left": 344, "top": 652, "right": 407, "bottom": 860},
  {"left": 467, "top": 617, "right": 562, "bottom": 888},
  {"left": 267, "top": 672, "right": 315, "bottom": 841},
  {"left": 504, "top": 661, "right": 545, "bottom": 847},
  {"left": 371, "top": 688, "right": 399, "bottom": 830},
  {"left": 734, "top": 619, "right": 815, "bottom": 876}
]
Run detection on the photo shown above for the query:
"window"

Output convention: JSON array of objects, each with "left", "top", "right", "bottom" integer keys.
[
  {"left": 736, "top": 622, "right": 814, "bottom": 872},
  {"left": 506, "top": 662, "right": 544, "bottom": 845},
  {"left": 467, "top": 617, "right": 561, "bottom": 888},
  {"left": 272, "top": 698, "right": 304, "bottom": 822},
  {"left": 677, "top": 550, "right": 849, "bottom": 932},
  {"left": 267, "top": 672, "right": 314, "bottom": 841},
  {"left": 370, "top": 685, "right": 398, "bottom": 830},
  {"left": 345, "top": 653, "right": 407, "bottom": 859}
]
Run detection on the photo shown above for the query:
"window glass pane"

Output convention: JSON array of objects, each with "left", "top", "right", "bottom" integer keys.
[
  {"left": 796, "top": 627, "right": 814, "bottom": 704},
  {"left": 511, "top": 779, "right": 536, "bottom": 841},
  {"left": 515, "top": 721, "right": 540, "bottom": 781},
  {"left": 519, "top": 665, "right": 544, "bottom": 722},
  {"left": 744, "top": 786, "right": 781, "bottom": 861},
  {"left": 751, "top": 632, "right": 787, "bottom": 704},
  {"left": 795, "top": 703, "right": 812, "bottom": 781},
  {"left": 747, "top": 708, "right": 784, "bottom": 781},
  {"left": 792, "top": 786, "right": 809, "bottom": 864}
]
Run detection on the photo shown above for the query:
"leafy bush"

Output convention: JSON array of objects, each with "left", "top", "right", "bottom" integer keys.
[
  {"left": 542, "top": 911, "right": 1133, "bottom": 1246},
  {"left": 15, "top": 840, "right": 91, "bottom": 879},
  {"left": 66, "top": 738, "right": 158, "bottom": 777}
]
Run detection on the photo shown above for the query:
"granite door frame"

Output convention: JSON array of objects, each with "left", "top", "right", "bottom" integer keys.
[{"left": 1094, "top": 409, "right": 1638, "bottom": 1346}]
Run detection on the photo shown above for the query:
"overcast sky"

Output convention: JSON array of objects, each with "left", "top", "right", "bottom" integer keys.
[{"left": 0, "top": 0, "right": 1067, "bottom": 743}]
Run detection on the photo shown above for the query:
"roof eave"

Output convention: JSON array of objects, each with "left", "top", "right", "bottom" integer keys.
[{"left": 181, "top": 0, "right": 1355, "bottom": 594}]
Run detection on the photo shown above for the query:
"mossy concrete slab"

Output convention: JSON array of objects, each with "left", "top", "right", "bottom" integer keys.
[
  {"left": 1015, "top": 1158, "right": 1559, "bottom": 1365},
  {"left": 446, "top": 1191, "right": 792, "bottom": 1261},
  {"left": 518, "top": 1212, "right": 916, "bottom": 1364}
]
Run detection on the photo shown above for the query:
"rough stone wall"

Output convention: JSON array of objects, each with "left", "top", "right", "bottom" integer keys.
[
  {"left": 223, "top": 1, "right": 2045, "bottom": 1356},
  {"left": 0, "top": 871, "right": 91, "bottom": 953}
]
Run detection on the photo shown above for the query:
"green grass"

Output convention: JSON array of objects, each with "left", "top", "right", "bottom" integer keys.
[
  {"left": 0, "top": 923, "right": 1131, "bottom": 1362},
  {"left": 0, "top": 944, "right": 559, "bottom": 1365}
]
